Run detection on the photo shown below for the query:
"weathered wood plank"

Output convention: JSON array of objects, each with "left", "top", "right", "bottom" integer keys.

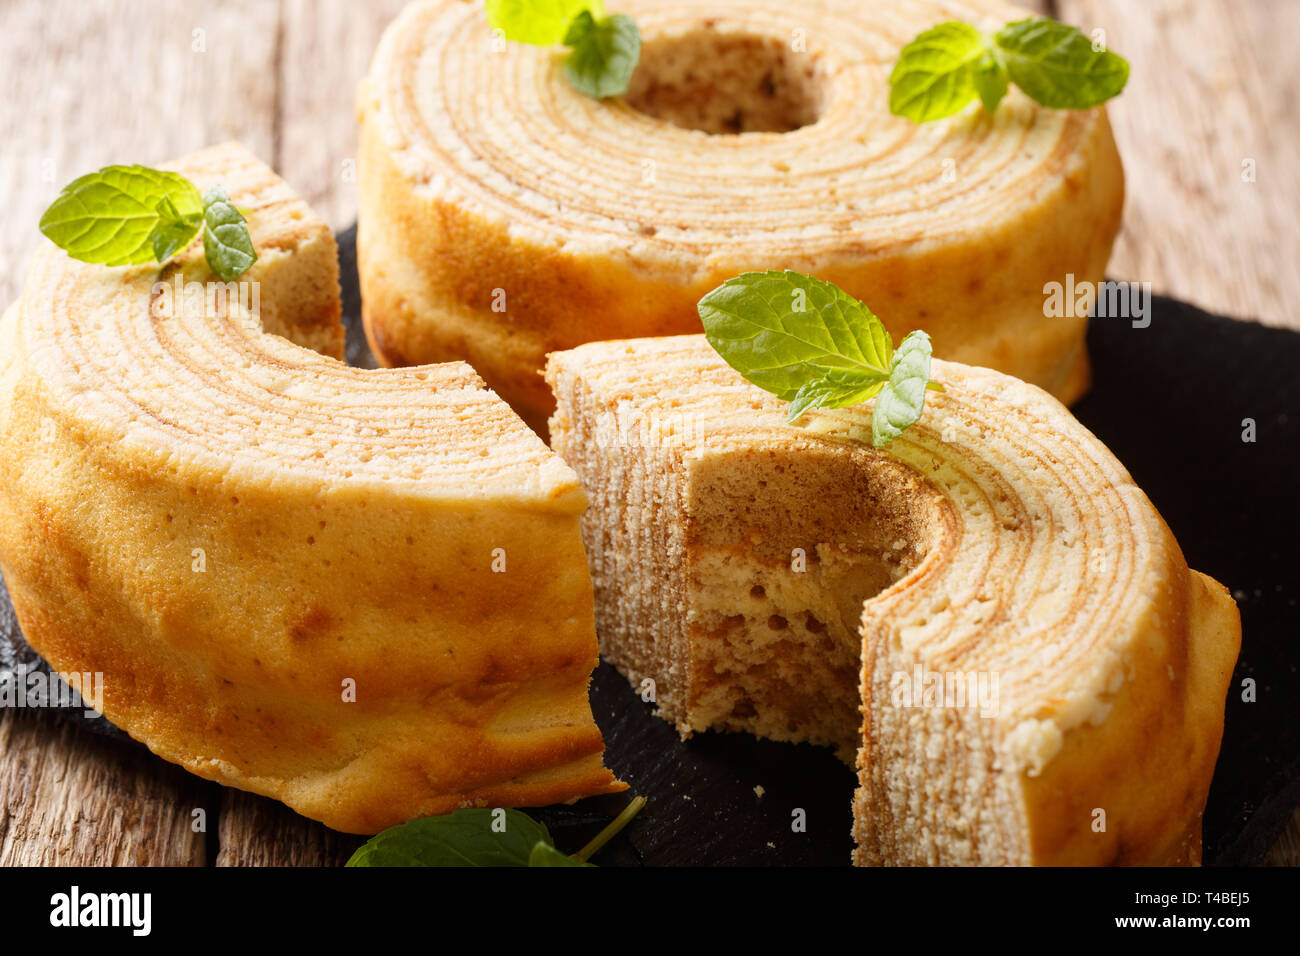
[
  {"left": 0, "top": 0, "right": 281, "bottom": 311},
  {"left": 216, "top": 790, "right": 362, "bottom": 867},
  {"left": 1057, "top": 0, "right": 1300, "bottom": 329},
  {"left": 0, "top": 707, "right": 210, "bottom": 866},
  {"left": 275, "top": 0, "right": 410, "bottom": 230}
]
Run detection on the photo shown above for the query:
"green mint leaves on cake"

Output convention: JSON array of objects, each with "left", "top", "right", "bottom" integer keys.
[
  {"left": 563, "top": 10, "right": 640, "bottom": 99},
  {"left": 486, "top": 0, "right": 640, "bottom": 99},
  {"left": 992, "top": 19, "right": 1129, "bottom": 109},
  {"left": 889, "top": 23, "right": 998, "bottom": 123},
  {"left": 485, "top": 0, "right": 601, "bottom": 45},
  {"left": 200, "top": 186, "right": 258, "bottom": 281},
  {"left": 39, "top": 165, "right": 257, "bottom": 281},
  {"left": 40, "top": 166, "right": 201, "bottom": 267},
  {"left": 890, "top": 17, "right": 1129, "bottom": 122},
  {"left": 346, "top": 797, "right": 646, "bottom": 867},
  {"left": 146, "top": 194, "right": 202, "bottom": 263},
  {"left": 698, "top": 271, "right": 940, "bottom": 448}
]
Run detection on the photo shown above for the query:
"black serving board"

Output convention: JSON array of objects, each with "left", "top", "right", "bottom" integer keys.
[{"left": 2, "top": 224, "right": 1296, "bottom": 866}]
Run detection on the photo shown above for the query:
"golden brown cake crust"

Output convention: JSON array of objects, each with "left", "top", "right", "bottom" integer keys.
[
  {"left": 360, "top": 0, "right": 1122, "bottom": 433},
  {"left": 0, "top": 143, "right": 623, "bottom": 833},
  {"left": 546, "top": 335, "right": 1240, "bottom": 866}
]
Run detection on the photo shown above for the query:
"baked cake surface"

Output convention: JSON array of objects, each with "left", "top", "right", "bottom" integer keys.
[
  {"left": 0, "top": 142, "right": 622, "bottom": 833},
  {"left": 359, "top": 0, "right": 1123, "bottom": 432},
  {"left": 546, "top": 335, "right": 1239, "bottom": 865}
]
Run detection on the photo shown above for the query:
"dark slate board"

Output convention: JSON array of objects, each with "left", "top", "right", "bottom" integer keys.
[{"left": 2, "top": 224, "right": 1296, "bottom": 866}]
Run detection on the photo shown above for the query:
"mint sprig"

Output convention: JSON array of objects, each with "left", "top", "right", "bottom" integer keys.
[
  {"left": 346, "top": 808, "right": 550, "bottom": 867},
  {"left": 149, "top": 195, "right": 203, "bottom": 263},
  {"left": 346, "top": 796, "right": 646, "bottom": 867},
  {"left": 870, "top": 330, "right": 936, "bottom": 446},
  {"left": 993, "top": 19, "right": 1129, "bottom": 110},
  {"left": 563, "top": 10, "right": 640, "bottom": 99},
  {"left": 40, "top": 165, "right": 257, "bottom": 281},
  {"left": 486, "top": 0, "right": 640, "bottom": 99},
  {"left": 698, "top": 271, "right": 940, "bottom": 448},
  {"left": 39, "top": 166, "right": 202, "bottom": 267},
  {"left": 201, "top": 186, "right": 257, "bottom": 282},
  {"left": 486, "top": 0, "right": 603, "bottom": 45},
  {"left": 972, "top": 48, "right": 1009, "bottom": 114},
  {"left": 889, "top": 22, "right": 992, "bottom": 124},
  {"left": 890, "top": 17, "right": 1129, "bottom": 123}
]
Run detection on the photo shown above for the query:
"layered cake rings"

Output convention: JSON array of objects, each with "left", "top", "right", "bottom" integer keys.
[
  {"left": 546, "top": 336, "right": 1240, "bottom": 865},
  {"left": 358, "top": 0, "right": 1123, "bottom": 432},
  {"left": 0, "top": 144, "right": 622, "bottom": 833}
]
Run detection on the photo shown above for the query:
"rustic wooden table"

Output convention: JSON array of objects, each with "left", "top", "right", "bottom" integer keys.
[{"left": 0, "top": 0, "right": 1295, "bottom": 866}]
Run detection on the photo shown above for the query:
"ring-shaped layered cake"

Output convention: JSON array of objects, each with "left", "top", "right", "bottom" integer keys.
[
  {"left": 359, "top": 0, "right": 1123, "bottom": 432},
  {"left": 547, "top": 336, "right": 1240, "bottom": 865},
  {"left": 0, "top": 144, "right": 623, "bottom": 833}
]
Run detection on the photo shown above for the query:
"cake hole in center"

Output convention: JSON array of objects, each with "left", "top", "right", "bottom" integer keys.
[
  {"left": 624, "top": 28, "right": 822, "bottom": 134},
  {"left": 686, "top": 446, "right": 948, "bottom": 758}
]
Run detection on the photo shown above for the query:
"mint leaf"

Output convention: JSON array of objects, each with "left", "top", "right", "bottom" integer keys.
[
  {"left": 39, "top": 167, "right": 258, "bottom": 279},
  {"left": 346, "top": 797, "right": 645, "bottom": 867},
  {"left": 201, "top": 185, "right": 257, "bottom": 282},
  {"left": 889, "top": 21, "right": 989, "bottom": 122},
  {"left": 39, "top": 165, "right": 202, "bottom": 267},
  {"left": 345, "top": 808, "right": 554, "bottom": 867},
  {"left": 528, "top": 842, "right": 591, "bottom": 867},
  {"left": 698, "top": 272, "right": 940, "bottom": 447},
  {"left": 973, "top": 50, "right": 1009, "bottom": 115},
  {"left": 563, "top": 11, "right": 640, "bottom": 99},
  {"left": 698, "top": 271, "right": 893, "bottom": 401},
  {"left": 485, "top": 1, "right": 641, "bottom": 101},
  {"left": 486, "top": 0, "right": 604, "bottom": 46},
  {"left": 148, "top": 195, "right": 202, "bottom": 262},
  {"left": 993, "top": 19, "right": 1129, "bottom": 109},
  {"left": 787, "top": 370, "right": 887, "bottom": 424},
  {"left": 891, "top": 17, "right": 1128, "bottom": 122},
  {"left": 872, "top": 331, "right": 934, "bottom": 447}
]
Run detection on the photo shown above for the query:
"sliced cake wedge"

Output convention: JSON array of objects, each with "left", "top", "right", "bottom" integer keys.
[
  {"left": 0, "top": 143, "right": 624, "bottom": 833},
  {"left": 546, "top": 334, "right": 1239, "bottom": 865}
]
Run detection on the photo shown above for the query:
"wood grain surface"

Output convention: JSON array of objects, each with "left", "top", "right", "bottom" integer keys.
[
  {"left": 0, "top": 0, "right": 1294, "bottom": 866},
  {"left": 1059, "top": 0, "right": 1300, "bottom": 327},
  {"left": 0, "top": 708, "right": 208, "bottom": 866}
]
